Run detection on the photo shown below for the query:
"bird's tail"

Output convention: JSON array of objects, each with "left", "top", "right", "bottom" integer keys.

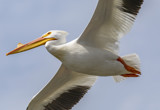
[{"left": 113, "top": 54, "right": 141, "bottom": 82}]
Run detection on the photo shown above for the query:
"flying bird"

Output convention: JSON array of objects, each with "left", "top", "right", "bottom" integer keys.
[{"left": 6, "top": 0, "right": 143, "bottom": 110}]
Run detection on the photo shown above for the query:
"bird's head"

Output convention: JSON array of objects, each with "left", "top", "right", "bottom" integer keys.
[
  {"left": 6, "top": 30, "right": 68, "bottom": 56},
  {"left": 44, "top": 30, "right": 68, "bottom": 46}
]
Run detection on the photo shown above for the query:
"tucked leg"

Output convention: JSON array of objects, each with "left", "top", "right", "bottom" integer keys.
[{"left": 117, "top": 57, "right": 141, "bottom": 77}]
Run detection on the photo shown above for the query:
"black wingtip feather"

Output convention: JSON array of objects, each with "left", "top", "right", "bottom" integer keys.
[
  {"left": 44, "top": 86, "right": 90, "bottom": 110},
  {"left": 121, "top": 0, "right": 144, "bottom": 15}
]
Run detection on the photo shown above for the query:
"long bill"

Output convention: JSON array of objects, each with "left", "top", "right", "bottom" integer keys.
[{"left": 6, "top": 37, "right": 56, "bottom": 56}]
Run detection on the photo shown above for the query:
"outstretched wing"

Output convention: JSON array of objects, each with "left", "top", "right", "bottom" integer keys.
[
  {"left": 27, "top": 64, "right": 97, "bottom": 110},
  {"left": 78, "top": 0, "right": 143, "bottom": 54}
]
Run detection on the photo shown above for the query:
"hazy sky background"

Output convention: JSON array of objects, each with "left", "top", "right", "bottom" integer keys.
[{"left": 1, "top": 0, "right": 160, "bottom": 110}]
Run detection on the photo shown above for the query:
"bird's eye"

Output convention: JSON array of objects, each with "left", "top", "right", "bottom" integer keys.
[
  {"left": 42, "top": 32, "right": 52, "bottom": 38},
  {"left": 47, "top": 32, "right": 51, "bottom": 35}
]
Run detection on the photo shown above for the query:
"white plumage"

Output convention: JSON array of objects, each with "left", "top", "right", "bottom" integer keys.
[{"left": 6, "top": 0, "right": 143, "bottom": 110}]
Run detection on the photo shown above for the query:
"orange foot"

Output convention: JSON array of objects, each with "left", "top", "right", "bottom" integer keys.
[
  {"left": 117, "top": 57, "right": 141, "bottom": 77},
  {"left": 121, "top": 74, "right": 139, "bottom": 77}
]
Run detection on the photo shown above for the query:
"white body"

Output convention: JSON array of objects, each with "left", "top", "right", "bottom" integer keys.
[{"left": 45, "top": 39, "right": 126, "bottom": 76}]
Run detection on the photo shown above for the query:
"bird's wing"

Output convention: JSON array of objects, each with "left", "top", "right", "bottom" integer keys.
[
  {"left": 78, "top": 0, "right": 143, "bottom": 54},
  {"left": 27, "top": 64, "right": 97, "bottom": 110}
]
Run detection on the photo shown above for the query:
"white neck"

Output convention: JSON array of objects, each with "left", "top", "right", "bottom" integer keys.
[{"left": 45, "top": 40, "right": 66, "bottom": 61}]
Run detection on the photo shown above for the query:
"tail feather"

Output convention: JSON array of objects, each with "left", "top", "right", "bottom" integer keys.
[
  {"left": 113, "top": 76, "right": 126, "bottom": 82},
  {"left": 113, "top": 53, "right": 141, "bottom": 82},
  {"left": 122, "top": 54, "right": 140, "bottom": 71}
]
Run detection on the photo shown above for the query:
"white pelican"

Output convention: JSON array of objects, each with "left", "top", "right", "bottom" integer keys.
[{"left": 6, "top": 0, "right": 143, "bottom": 110}]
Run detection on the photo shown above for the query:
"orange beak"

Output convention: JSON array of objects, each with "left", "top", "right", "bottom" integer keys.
[{"left": 6, "top": 36, "right": 56, "bottom": 56}]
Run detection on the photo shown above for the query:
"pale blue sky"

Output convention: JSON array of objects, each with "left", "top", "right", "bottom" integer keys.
[{"left": 1, "top": 0, "right": 160, "bottom": 110}]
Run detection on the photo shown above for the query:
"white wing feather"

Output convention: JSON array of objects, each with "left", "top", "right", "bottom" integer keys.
[
  {"left": 27, "top": 65, "right": 97, "bottom": 110},
  {"left": 78, "top": 0, "right": 143, "bottom": 54}
]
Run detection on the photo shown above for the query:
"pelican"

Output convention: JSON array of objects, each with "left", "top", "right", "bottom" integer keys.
[{"left": 6, "top": 0, "right": 143, "bottom": 110}]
